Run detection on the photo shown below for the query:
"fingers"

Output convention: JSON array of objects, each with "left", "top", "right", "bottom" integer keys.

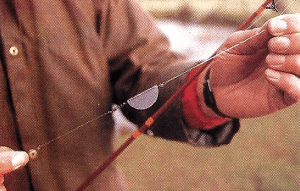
[
  {"left": 268, "top": 34, "right": 300, "bottom": 54},
  {"left": 265, "top": 14, "right": 300, "bottom": 101},
  {"left": 0, "top": 147, "right": 28, "bottom": 191},
  {"left": 0, "top": 147, "right": 29, "bottom": 175},
  {"left": 265, "top": 54, "right": 300, "bottom": 101},
  {"left": 268, "top": 14, "right": 300, "bottom": 54},
  {"left": 266, "top": 54, "right": 300, "bottom": 75},
  {"left": 265, "top": 69, "right": 300, "bottom": 101},
  {"left": 265, "top": 54, "right": 300, "bottom": 102}
]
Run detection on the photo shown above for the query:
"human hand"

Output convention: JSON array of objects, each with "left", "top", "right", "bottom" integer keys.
[
  {"left": 0, "top": 147, "right": 29, "bottom": 191},
  {"left": 199, "top": 13, "right": 300, "bottom": 118}
]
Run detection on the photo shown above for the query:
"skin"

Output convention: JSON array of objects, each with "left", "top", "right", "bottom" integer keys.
[
  {"left": 1, "top": 13, "right": 300, "bottom": 189},
  {"left": 198, "top": 13, "right": 300, "bottom": 118},
  {"left": 0, "top": 147, "right": 29, "bottom": 191}
]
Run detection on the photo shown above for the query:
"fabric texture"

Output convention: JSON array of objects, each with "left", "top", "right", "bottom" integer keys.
[{"left": 0, "top": 0, "right": 239, "bottom": 190}]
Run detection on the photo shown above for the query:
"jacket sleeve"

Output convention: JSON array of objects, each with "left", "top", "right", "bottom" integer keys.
[{"left": 101, "top": 0, "right": 240, "bottom": 146}]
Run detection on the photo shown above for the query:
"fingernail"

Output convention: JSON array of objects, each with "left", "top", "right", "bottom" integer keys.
[
  {"left": 270, "top": 19, "right": 287, "bottom": 35},
  {"left": 12, "top": 152, "right": 29, "bottom": 170},
  {"left": 265, "top": 69, "right": 281, "bottom": 80}
]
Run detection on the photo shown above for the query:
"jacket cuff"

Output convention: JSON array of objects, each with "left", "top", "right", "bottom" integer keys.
[{"left": 182, "top": 118, "right": 240, "bottom": 147}]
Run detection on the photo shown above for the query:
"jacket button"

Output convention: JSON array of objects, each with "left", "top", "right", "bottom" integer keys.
[{"left": 9, "top": 46, "right": 19, "bottom": 56}]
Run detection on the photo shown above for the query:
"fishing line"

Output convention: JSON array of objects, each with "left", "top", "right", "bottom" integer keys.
[
  {"left": 77, "top": 0, "right": 298, "bottom": 190},
  {"left": 37, "top": 109, "right": 117, "bottom": 151},
  {"left": 29, "top": 0, "right": 296, "bottom": 160}
]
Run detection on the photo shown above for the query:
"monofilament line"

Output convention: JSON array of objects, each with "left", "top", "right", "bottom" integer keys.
[
  {"left": 37, "top": 28, "right": 265, "bottom": 152},
  {"left": 37, "top": 104, "right": 125, "bottom": 150},
  {"left": 35, "top": 0, "right": 296, "bottom": 153}
]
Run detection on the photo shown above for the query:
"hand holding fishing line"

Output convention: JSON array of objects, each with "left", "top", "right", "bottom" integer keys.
[{"left": 201, "top": 13, "right": 300, "bottom": 118}]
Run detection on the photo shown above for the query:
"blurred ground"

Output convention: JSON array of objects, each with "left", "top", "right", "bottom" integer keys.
[{"left": 114, "top": 1, "right": 300, "bottom": 190}]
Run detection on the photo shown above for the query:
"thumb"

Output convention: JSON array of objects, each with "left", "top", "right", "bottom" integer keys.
[{"left": 0, "top": 147, "right": 29, "bottom": 175}]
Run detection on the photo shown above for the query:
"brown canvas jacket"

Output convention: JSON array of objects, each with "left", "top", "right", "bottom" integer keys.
[{"left": 0, "top": 0, "right": 239, "bottom": 190}]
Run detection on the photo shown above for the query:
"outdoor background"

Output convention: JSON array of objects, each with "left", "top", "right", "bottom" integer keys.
[{"left": 114, "top": 0, "right": 300, "bottom": 190}]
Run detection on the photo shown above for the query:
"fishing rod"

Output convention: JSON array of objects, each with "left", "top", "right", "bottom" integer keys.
[{"left": 75, "top": 0, "right": 279, "bottom": 190}]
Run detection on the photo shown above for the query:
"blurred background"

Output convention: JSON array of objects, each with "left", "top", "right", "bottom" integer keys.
[{"left": 114, "top": 0, "right": 300, "bottom": 190}]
